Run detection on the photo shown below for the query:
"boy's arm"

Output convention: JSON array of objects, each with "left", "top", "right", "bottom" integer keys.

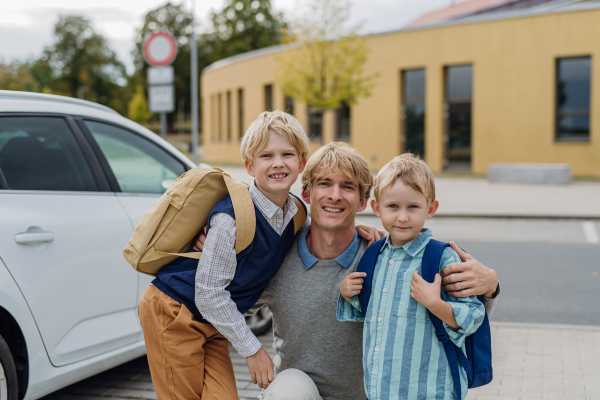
[
  {"left": 194, "top": 213, "right": 261, "bottom": 357},
  {"left": 336, "top": 294, "right": 365, "bottom": 322}
]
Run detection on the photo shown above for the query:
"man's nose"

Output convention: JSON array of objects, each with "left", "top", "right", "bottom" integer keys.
[{"left": 328, "top": 184, "right": 342, "bottom": 201}]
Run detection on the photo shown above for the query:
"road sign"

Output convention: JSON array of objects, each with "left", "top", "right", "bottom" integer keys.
[
  {"left": 149, "top": 85, "right": 174, "bottom": 113},
  {"left": 143, "top": 31, "right": 178, "bottom": 66},
  {"left": 148, "top": 66, "right": 174, "bottom": 85}
]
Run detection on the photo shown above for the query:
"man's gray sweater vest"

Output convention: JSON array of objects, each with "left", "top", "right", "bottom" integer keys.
[{"left": 256, "top": 237, "right": 369, "bottom": 400}]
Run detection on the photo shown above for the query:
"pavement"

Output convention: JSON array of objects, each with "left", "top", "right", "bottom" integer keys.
[{"left": 41, "top": 167, "right": 600, "bottom": 400}]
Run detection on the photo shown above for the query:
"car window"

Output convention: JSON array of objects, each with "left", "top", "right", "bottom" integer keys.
[
  {"left": 0, "top": 116, "right": 98, "bottom": 191},
  {"left": 84, "top": 120, "right": 186, "bottom": 194}
]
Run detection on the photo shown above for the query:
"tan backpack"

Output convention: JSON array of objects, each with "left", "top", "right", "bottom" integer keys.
[{"left": 123, "top": 167, "right": 306, "bottom": 276}]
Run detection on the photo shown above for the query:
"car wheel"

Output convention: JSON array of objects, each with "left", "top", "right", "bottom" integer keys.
[
  {"left": 245, "top": 306, "right": 273, "bottom": 336},
  {"left": 0, "top": 334, "right": 17, "bottom": 400}
]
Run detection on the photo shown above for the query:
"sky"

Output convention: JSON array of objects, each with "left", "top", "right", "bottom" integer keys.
[{"left": 0, "top": 0, "right": 462, "bottom": 74}]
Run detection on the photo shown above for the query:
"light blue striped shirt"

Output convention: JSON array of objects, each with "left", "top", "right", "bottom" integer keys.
[{"left": 337, "top": 229, "right": 486, "bottom": 400}]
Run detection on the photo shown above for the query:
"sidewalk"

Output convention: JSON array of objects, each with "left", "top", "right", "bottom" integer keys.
[{"left": 212, "top": 166, "right": 600, "bottom": 219}]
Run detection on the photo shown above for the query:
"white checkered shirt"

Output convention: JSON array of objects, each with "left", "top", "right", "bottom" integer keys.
[{"left": 195, "top": 181, "right": 309, "bottom": 357}]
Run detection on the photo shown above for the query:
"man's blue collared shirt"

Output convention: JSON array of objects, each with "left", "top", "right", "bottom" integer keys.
[{"left": 297, "top": 226, "right": 360, "bottom": 270}]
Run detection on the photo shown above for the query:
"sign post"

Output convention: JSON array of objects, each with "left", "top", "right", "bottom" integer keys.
[{"left": 143, "top": 31, "right": 178, "bottom": 140}]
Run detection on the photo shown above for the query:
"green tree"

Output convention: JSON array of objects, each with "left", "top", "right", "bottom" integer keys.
[
  {"left": 128, "top": 85, "right": 151, "bottom": 123},
  {"left": 0, "top": 61, "right": 41, "bottom": 92},
  {"left": 276, "top": 0, "right": 377, "bottom": 109},
  {"left": 210, "top": 0, "right": 287, "bottom": 60},
  {"left": 38, "top": 15, "right": 126, "bottom": 111}
]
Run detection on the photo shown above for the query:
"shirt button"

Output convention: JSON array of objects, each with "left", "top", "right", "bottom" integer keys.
[
  {"left": 383, "top": 288, "right": 387, "bottom": 293},
  {"left": 378, "top": 317, "right": 382, "bottom": 322},
  {"left": 375, "top": 347, "right": 379, "bottom": 352},
  {"left": 389, "top": 260, "right": 394, "bottom": 264},
  {"left": 355, "top": 301, "right": 359, "bottom": 306}
]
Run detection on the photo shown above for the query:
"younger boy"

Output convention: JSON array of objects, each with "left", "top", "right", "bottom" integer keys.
[
  {"left": 339, "top": 153, "right": 486, "bottom": 400},
  {"left": 138, "top": 110, "right": 310, "bottom": 399}
]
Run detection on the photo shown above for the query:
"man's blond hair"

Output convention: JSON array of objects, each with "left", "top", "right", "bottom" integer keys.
[
  {"left": 240, "top": 110, "right": 310, "bottom": 164},
  {"left": 373, "top": 153, "right": 436, "bottom": 205},
  {"left": 302, "top": 142, "right": 373, "bottom": 202}
]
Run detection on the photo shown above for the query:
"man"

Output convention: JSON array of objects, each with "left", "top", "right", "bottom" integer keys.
[{"left": 255, "top": 143, "right": 499, "bottom": 400}]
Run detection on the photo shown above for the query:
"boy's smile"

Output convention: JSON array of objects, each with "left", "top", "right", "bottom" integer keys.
[
  {"left": 245, "top": 130, "right": 306, "bottom": 208},
  {"left": 372, "top": 179, "right": 438, "bottom": 247}
]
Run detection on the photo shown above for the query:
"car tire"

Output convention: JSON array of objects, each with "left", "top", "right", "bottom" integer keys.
[
  {"left": 0, "top": 334, "right": 17, "bottom": 400},
  {"left": 245, "top": 306, "right": 273, "bottom": 337}
]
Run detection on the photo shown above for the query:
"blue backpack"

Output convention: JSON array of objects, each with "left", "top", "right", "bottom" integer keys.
[{"left": 356, "top": 238, "right": 493, "bottom": 400}]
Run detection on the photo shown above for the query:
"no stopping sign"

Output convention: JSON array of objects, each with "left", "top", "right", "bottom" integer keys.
[{"left": 143, "top": 31, "right": 178, "bottom": 66}]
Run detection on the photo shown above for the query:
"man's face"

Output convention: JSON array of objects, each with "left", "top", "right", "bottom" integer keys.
[{"left": 302, "top": 170, "right": 367, "bottom": 234}]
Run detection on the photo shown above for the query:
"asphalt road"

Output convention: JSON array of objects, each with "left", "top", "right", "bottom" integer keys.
[{"left": 356, "top": 216, "right": 600, "bottom": 326}]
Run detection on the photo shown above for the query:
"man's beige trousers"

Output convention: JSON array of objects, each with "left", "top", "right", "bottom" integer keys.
[{"left": 138, "top": 285, "right": 238, "bottom": 400}]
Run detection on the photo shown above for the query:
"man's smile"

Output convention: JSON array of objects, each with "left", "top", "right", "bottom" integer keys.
[{"left": 323, "top": 206, "right": 344, "bottom": 213}]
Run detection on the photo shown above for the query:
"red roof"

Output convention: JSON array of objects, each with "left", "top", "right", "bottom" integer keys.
[{"left": 406, "top": 0, "right": 516, "bottom": 27}]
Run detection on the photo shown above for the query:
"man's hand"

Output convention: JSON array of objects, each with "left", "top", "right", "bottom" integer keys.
[
  {"left": 192, "top": 225, "right": 207, "bottom": 251},
  {"left": 246, "top": 347, "right": 274, "bottom": 389},
  {"left": 340, "top": 272, "right": 366, "bottom": 303},
  {"left": 441, "top": 241, "right": 499, "bottom": 298},
  {"left": 355, "top": 221, "right": 387, "bottom": 246},
  {"left": 410, "top": 270, "right": 442, "bottom": 310}
]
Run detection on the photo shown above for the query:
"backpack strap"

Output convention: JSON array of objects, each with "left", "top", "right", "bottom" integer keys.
[
  {"left": 291, "top": 194, "right": 307, "bottom": 235},
  {"left": 355, "top": 238, "right": 386, "bottom": 315},
  {"left": 422, "top": 239, "right": 469, "bottom": 400}
]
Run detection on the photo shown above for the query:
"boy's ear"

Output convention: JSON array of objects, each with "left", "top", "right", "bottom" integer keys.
[
  {"left": 371, "top": 199, "right": 381, "bottom": 217},
  {"left": 427, "top": 200, "right": 439, "bottom": 218},
  {"left": 298, "top": 157, "right": 307, "bottom": 173},
  {"left": 244, "top": 160, "right": 255, "bottom": 177},
  {"left": 301, "top": 187, "right": 311, "bottom": 204}
]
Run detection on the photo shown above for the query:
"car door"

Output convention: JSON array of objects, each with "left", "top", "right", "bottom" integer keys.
[
  {"left": 78, "top": 119, "right": 189, "bottom": 333},
  {"left": 0, "top": 115, "right": 139, "bottom": 366}
]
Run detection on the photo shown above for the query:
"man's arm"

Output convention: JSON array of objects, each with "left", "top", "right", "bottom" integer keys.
[{"left": 195, "top": 213, "right": 273, "bottom": 389}]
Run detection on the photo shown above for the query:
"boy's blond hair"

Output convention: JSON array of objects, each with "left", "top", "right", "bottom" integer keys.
[
  {"left": 302, "top": 142, "right": 373, "bottom": 202},
  {"left": 240, "top": 110, "right": 310, "bottom": 164},
  {"left": 373, "top": 153, "right": 436, "bottom": 205}
]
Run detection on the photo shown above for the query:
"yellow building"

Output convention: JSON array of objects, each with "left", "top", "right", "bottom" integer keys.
[{"left": 201, "top": 0, "right": 600, "bottom": 177}]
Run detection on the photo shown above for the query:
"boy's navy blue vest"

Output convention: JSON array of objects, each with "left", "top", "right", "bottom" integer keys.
[
  {"left": 356, "top": 238, "right": 493, "bottom": 400},
  {"left": 152, "top": 193, "right": 303, "bottom": 323}
]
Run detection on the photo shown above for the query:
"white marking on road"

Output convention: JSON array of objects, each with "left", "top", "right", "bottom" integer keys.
[{"left": 582, "top": 221, "right": 599, "bottom": 244}]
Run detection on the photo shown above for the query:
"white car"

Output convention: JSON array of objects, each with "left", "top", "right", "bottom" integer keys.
[{"left": 0, "top": 91, "right": 198, "bottom": 400}]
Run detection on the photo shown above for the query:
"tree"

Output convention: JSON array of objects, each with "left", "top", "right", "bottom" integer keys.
[
  {"left": 37, "top": 15, "right": 126, "bottom": 111},
  {"left": 0, "top": 61, "right": 41, "bottom": 92},
  {"left": 209, "top": 0, "right": 287, "bottom": 60},
  {"left": 128, "top": 85, "right": 151, "bottom": 123},
  {"left": 276, "top": 0, "right": 377, "bottom": 109}
]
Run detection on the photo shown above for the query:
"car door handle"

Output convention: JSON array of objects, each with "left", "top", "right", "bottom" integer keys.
[{"left": 15, "top": 231, "right": 54, "bottom": 244}]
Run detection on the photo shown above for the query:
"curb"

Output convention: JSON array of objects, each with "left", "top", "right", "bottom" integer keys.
[
  {"left": 356, "top": 212, "right": 600, "bottom": 220},
  {"left": 490, "top": 321, "right": 600, "bottom": 331}
]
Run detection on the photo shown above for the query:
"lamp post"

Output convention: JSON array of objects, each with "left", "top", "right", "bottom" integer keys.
[{"left": 190, "top": 0, "right": 199, "bottom": 165}]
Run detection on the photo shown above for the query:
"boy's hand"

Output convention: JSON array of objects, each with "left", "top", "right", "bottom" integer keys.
[
  {"left": 246, "top": 347, "right": 274, "bottom": 389},
  {"left": 192, "top": 225, "right": 208, "bottom": 251},
  {"left": 340, "top": 272, "right": 367, "bottom": 303},
  {"left": 355, "top": 221, "right": 387, "bottom": 246},
  {"left": 410, "top": 270, "right": 443, "bottom": 310}
]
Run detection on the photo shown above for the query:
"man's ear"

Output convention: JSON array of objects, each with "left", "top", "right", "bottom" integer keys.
[
  {"left": 427, "top": 200, "right": 439, "bottom": 218},
  {"left": 301, "top": 187, "right": 311, "bottom": 204},
  {"left": 371, "top": 199, "right": 381, "bottom": 217},
  {"left": 357, "top": 197, "right": 368, "bottom": 213},
  {"left": 244, "top": 160, "right": 255, "bottom": 177}
]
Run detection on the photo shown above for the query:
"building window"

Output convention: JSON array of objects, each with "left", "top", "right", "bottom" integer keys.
[
  {"left": 556, "top": 57, "right": 591, "bottom": 141},
  {"left": 402, "top": 69, "right": 426, "bottom": 157},
  {"left": 264, "top": 84, "right": 273, "bottom": 111},
  {"left": 238, "top": 88, "right": 244, "bottom": 138},
  {"left": 308, "top": 108, "right": 323, "bottom": 142},
  {"left": 226, "top": 91, "right": 232, "bottom": 142},
  {"left": 218, "top": 92, "right": 222, "bottom": 142},
  {"left": 211, "top": 94, "right": 218, "bottom": 143},
  {"left": 335, "top": 102, "right": 351, "bottom": 141},
  {"left": 444, "top": 64, "right": 473, "bottom": 170},
  {"left": 284, "top": 96, "right": 295, "bottom": 115}
]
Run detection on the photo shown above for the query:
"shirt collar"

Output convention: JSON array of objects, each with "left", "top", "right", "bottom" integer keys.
[
  {"left": 249, "top": 180, "right": 296, "bottom": 219},
  {"left": 298, "top": 226, "right": 360, "bottom": 270},
  {"left": 380, "top": 228, "right": 433, "bottom": 257}
]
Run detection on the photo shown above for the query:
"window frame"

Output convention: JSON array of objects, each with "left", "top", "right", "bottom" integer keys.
[
  {"left": 0, "top": 112, "right": 111, "bottom": 192},
  {"left": 76, "top": 117, "right": 190, "bottom": 193},
  {"left": 555, "top": 56, "right": 592, "bottom": 143}
]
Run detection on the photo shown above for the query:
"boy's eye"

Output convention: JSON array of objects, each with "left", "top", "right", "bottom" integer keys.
[
  {"left": 388, "top": 204, "right": 398, "bottom": 209},
  {"left": 409, "top": 205, "right": 419, "bottom": 209}
]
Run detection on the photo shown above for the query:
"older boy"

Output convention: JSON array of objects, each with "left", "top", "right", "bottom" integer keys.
[
  {"left": 138, "top": 111, "right": 311, "bottom": 399},
  {"left": 339, "top": 153, "right": 486, "bottom": 400}
]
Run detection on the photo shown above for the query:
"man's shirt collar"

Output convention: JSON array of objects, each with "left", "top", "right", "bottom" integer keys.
[
  {"left": 380, "top": 228, "right": 432, "bottom": 257},
  {"left": 298, "top": 226, "right": 360, "bottom": 270}
]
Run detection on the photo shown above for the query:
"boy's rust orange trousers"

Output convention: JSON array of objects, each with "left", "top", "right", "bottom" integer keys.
[{"left": 138, "top": 285, "right": 239, "bottom": 400}]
